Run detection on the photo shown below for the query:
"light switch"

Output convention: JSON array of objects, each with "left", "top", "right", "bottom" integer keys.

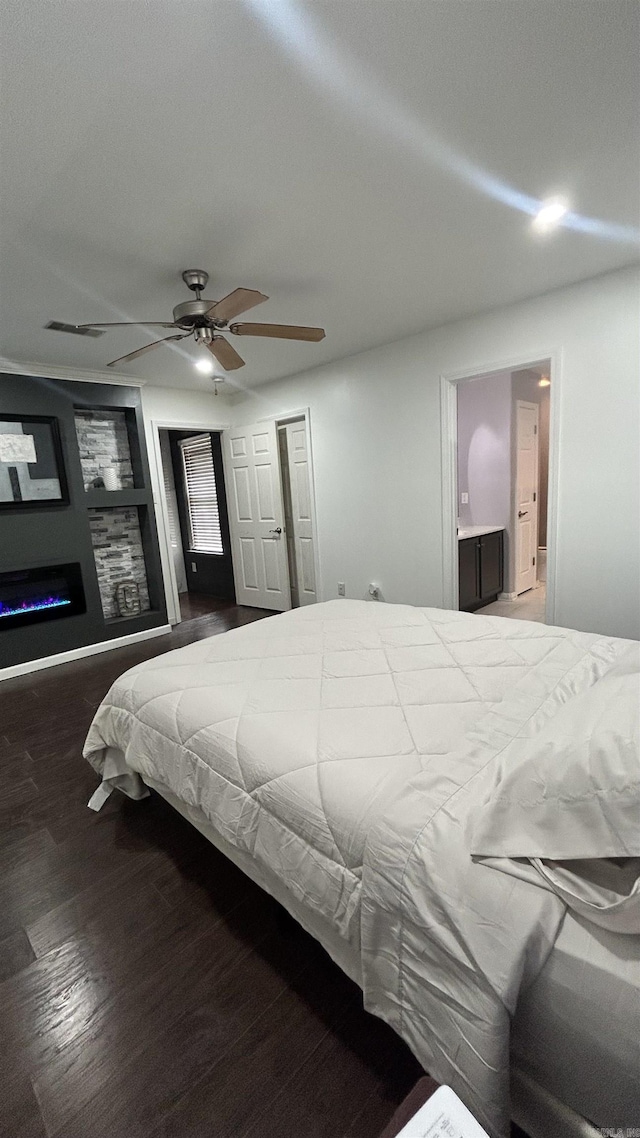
[{"left": 461, "top": 492, "right": 469, "bottom": 505}]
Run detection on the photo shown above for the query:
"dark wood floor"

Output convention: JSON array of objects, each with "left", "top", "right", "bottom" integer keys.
[
  {"left": 179, "top": 591, "right": 236, "bottom": 621},
  {"left": 0, "top": 602, "right": 427, "bottom": 1138}
]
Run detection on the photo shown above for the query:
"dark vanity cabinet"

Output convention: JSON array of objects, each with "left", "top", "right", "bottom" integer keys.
[{"left": 458, "top": 529, "right": 504, "bottom": 613}]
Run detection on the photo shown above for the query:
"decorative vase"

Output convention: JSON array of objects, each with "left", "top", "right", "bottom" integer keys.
[{"left": 102, "top": 466, "right": 120, "bottom": 491}]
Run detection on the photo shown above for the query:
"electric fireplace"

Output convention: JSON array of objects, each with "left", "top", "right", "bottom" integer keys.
[{"left": 0, "top": 563, "right": 86, "bottom": 630}]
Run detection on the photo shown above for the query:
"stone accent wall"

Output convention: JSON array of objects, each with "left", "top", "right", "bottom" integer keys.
[
  {"left": 88, "top": 507, "right": 150, "bottom": 620},
  {"left": 74, "top": 409, "right": 134, "bottom": 491}
]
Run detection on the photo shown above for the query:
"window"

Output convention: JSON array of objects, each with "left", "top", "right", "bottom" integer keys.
[{"left": 179, "top": 434, "right": 224, "bottom": 554}]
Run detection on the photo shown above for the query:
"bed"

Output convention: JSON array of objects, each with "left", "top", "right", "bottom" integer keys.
[{"left": 83, "top": 599, "right": 640, "bottom": 1138}]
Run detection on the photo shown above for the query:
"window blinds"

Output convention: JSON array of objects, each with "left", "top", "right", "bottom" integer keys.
[{"left": 179, "top": 434, "right": 224, "bottom": 555}]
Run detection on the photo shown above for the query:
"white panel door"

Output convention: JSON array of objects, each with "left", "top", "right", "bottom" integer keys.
[
  {"left": 514, "top": 401, "right": 539, "bottom": 595},
  {"left": 224, "top": 421, "right": 291, "bottom": 610},
  {"left": 279, "top": 421, "right": 317, "bottom": 607}
]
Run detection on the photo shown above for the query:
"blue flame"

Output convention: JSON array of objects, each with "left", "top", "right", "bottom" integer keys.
[{"left": 0, "top": 595, "right": 72, "bottom": 619}]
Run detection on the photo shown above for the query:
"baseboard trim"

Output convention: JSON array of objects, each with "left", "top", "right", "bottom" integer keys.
[
  {"left": 499, "top": 591, "right": 518, "bottom": 601},
  {"left": 0, "top": 624, "right": 172, "bottom": 682}
]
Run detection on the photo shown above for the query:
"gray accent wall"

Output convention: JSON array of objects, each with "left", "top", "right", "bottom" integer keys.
[{"left": 0, "top": 372, "right": 167, "bottom": 669}]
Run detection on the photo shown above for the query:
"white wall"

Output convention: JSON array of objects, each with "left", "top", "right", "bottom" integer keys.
[
  {"left": 140, "top": 386, "right": 231, "bottom": 434},
  {"left": 141, "top": 386, "right": 231, "bottom": 621},
  {"left": 230, "top": 265, "right": 640, "bottom": 640}
]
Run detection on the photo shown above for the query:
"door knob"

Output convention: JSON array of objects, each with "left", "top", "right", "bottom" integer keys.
[
  {"left": 518, "top": 510, "right": 528, "bottom": 518},
  {"left": 269, "top": 527, "right": 282, "bottom": 535}
]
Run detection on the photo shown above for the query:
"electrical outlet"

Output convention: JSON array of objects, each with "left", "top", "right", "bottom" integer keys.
[
  {"left": 337, "top": 581, "right": 345, "bottom": 596},
  {"left": 191, "top": 562, "right": 197, "bottom": 572},
  {"left": 461, "top": 492, "right": 469, "bottom": 505}
]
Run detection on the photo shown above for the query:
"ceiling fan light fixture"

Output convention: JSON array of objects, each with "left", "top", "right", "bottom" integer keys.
[{"left": 195, "top": 356, "right": 215, "bottom": 374}]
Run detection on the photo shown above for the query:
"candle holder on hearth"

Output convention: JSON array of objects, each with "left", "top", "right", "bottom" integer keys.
[{"left": 115, "top": 580, "right": 141, "bottom": 618}]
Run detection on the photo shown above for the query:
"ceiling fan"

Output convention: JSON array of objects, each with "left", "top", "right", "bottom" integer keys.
[{"left": 67, "top": 270, "right": 326, "bottom": 370}]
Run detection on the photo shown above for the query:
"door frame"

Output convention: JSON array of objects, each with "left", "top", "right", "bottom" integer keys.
[
  {"left": 439, "top": 351, "right": 561, "bottom": 622},
  {"left": 150, "top": 417, "right": 230, "bottom": 625}
]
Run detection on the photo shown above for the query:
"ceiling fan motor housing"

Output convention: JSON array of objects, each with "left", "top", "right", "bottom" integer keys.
[{"left": 173, "top": 299, "right": 218, "bottom": 329}]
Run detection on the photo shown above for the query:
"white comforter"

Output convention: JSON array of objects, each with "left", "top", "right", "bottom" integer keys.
[{"left": 83, "top": 600, "right": 634, "bottom": 1136}]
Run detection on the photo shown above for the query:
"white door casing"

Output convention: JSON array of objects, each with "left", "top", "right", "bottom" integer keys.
[
  {"left": 279, "top": 421, "right": 317, "bottom": 607},
  {"left": 278, "top": 429, "right": 298, "bottom": 607},
  {"left": 514, "top": 400, "right": 539, "bottom": 595},
  {"left": 149, "top": 422, "right": 181, "bottom": 625},
  {"left": 224, "top": 421, "right": 291, "bottom": 610}
]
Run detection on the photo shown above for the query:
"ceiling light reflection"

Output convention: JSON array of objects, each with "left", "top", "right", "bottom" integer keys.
[
  {"left": 246, "top": 0, "right": 639, "bottom": 245},
  {"left": 533, "top": 199, "right": 569, "bottom": 233}
]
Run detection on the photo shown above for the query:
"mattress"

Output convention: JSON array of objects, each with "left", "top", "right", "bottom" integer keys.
[
  {"left": 514, "top": 909, "right": 640, "bottom": 1127},
  {"left": 84, "top": 599, "right": 637, "bottom": 1137},
  {"left": 152, "top": 777, "right": 639, "bottom": 1138},
  {"left": 87, "top": 599, "right": 545, "bottom": 939}
]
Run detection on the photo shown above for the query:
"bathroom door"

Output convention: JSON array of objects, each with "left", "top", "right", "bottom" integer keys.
[{"left": 514, "top": 400, "right": 539, "bottom": 595}]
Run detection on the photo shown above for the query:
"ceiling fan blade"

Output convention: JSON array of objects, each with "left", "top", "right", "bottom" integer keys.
[
  {"left": 207, "top": 336, "right": 245, "bottom": 371},
  {"left": 75, "top": 322, "right": 178, "bottom": 329},
  {"left": 107, "top": 334, "right": 187, "bottom": 368},
  {"left": 229, "top": 322, "right": 325, "bottom": 342},
  {"left": 206, "top": 288, "right": 268, "bottom": 322}
]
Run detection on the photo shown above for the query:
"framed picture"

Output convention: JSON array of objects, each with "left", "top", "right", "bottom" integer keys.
[{"left": 0, "top": 415, "right": 69, "bottom": 508}]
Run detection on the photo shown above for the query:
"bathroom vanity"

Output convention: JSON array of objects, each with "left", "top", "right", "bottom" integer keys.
[{"left": 458, "top": 526, "right": 504, "bottom": 612}]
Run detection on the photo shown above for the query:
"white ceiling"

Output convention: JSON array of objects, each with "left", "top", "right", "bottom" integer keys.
[{"left": 1, "top": 0, "right": 638, "bottom": 392}]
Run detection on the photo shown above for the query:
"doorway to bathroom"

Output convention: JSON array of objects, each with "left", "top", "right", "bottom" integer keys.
[{"left": 443, "top": 357, "right": 555, "bottom": 624}]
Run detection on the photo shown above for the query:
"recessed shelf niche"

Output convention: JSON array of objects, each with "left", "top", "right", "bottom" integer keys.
[
  {"left": 88, "top": 505, "right": 151, "bottom": 621},
  {"left": 74, "top": 408, "right": 136, "bottom": 492}
]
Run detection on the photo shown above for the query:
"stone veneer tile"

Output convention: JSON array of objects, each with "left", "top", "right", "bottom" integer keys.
[
  {"left": 88, "top": 506, "right": 150, "bottom": 620},
  {"left": 74, "top": 409, "right": 134, "bottom": 491}
]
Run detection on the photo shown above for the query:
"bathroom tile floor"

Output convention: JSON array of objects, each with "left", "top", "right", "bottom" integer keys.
[
  {"left": 477, "top": 583, "right": 546, "bottom": 623},
  {"left": 477, "top": 549, "right": 547, "bottom": 624}
]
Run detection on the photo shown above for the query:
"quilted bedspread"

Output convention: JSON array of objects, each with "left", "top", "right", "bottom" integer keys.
[{"left": 83, "top": 600, "right": 633, "bottom": 1136}]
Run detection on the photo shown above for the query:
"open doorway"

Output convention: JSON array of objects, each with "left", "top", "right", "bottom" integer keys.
[
  {"left": 158, "top": 428, "right": 235, "bottom": 621},
  {"left": 451, "top": 360, "right": 553, "bottom": 623}
]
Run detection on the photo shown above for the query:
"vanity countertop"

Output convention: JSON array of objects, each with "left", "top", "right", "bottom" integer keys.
[{"left": 457, "top": 525, "right": 505, "bottom": 540}]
